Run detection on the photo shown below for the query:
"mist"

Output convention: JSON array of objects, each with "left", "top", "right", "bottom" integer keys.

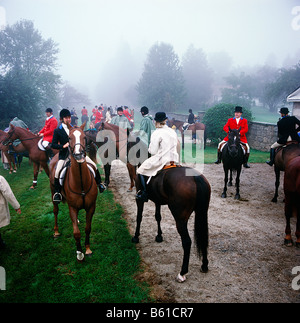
[{"left": 1, "top": 0, "right": 300, "bottom": 106}]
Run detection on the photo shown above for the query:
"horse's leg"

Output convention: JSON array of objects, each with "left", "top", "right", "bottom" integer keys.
[
  {"left": 295, "top": 202, "right": 300, "bottom": 248},
  {"left": 104, "top": 163, "right": 111, "bottom": 187},
  {"left": 221, "top": 167, "right": 228, "bottom": 198},
  {"left": 53, "top": 203, "right": 60, "bottom": 237},
  {"left": 30, "top": 162, "right": 40, "bottom": 189},
  {"left": 85, "top": 206, "right": 95, "bottom": 256},
  {"left": 175, "top": 218, "right": 191, "bottom": 283},
  {"left": 228, "top": 169, "right": 233, "bottom": 186},
  {"left": 284, "top": 194, "right": 293, "bottom": 246},
  {"left": 132, "top": 200, "right": 144, "bottom": 243},
  {"left": 181, "top": 131, "right": 184, "bottom": 149},
  {"left": 69, "top": 206, "right": 84, "bottom": 262},
  {"left": 272, "top": 167, "right": 280, "bottom": 203},
  {"left": 126, "top": 163, "right": 135, "bottom": 192},
  {"left": 154, "top": 203, "right": 163, "bottom": 243},
  {"left": 234, "top": 167, "right": 241, "bottom": 200}
]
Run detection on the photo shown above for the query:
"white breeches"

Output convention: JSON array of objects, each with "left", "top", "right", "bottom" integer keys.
[
  {"left": 218, "top": 140, "right": 250, "bottom": 153},
  {"left": 55, "top": 156, "right": 96, "bottom": 178}
]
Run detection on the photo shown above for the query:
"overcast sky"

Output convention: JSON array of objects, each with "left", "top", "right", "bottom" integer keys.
[{"left": 1, "top": 0, "right": 300, "bottom": 105}]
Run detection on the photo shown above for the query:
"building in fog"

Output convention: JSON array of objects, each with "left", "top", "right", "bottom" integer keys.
[{"left": 287, "top": 86, "right": 300, "bottom": 119}]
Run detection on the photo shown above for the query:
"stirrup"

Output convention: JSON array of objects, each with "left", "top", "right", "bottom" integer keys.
[
  {"left": 53, "top": 192, "right": 62, "bottom": 204},
  {"left": 98, "top": 183, "right": 106, "bottom": 193},
  {"left": 136, "top": 190, "right": 148, "bottom": 202}
]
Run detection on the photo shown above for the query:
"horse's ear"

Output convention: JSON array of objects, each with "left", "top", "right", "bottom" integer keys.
[{"left": 80, "top": 122, "right": 86, "bottom": 130}]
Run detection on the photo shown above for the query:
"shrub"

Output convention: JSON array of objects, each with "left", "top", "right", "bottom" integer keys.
[{"left": 203, "top": 103, "right": 253, "bottom": 144}]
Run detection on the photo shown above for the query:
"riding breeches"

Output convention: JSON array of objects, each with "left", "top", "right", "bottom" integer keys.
[
  {"left": 270, "top": 136, "right": 292, "bottom": 149},
  {"left": 218, "top": 140, "right": 250, "bottom": 153},
  {"left": 55, "top": 156, "right": 97, "bottom": 178}
]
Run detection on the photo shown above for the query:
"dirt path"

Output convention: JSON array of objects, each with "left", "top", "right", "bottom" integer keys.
[{"left": 109, "top": 160, "right": 300, "bottom": 303}]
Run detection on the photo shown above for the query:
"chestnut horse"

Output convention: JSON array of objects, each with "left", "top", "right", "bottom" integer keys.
[
  {"left": 283, "top": 156, "right": 300, "bottom": 247},
  {"left": 3, "top": 125, "right": 58, "bottom": 189},
  {"left": 167, "top": 118, "right": 207, "bottom": 149},
  {"left": 271, "top": 142, "right": 300, "bottom": 203},
  {"left": 49, "top": 123, "right": 98, "bottom": 262},
  {"left": 132, "top": 166, "right": 210, "bottom": 282},
  {"left": 85, "top": 122, "right": 148, "bottom": 192}
]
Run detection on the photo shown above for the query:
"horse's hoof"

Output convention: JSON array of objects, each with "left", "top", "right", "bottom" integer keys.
[
  {"left": 284, "top": 239, "right": 293, "bottom": 247},
  {"left": 132, "top": 236, "right": 139, "bottom": 243},
  {"left": 271, "top": 198, "right": 277, "bottom": 203},
  {"left": 176, "top": 273, "right": 186, "bottom": 283},
  {"left": 76, "top": 251, "right": 85, "bottom": 262},
  {"left": 221, "top": 193, "right": 226, "bottom": 198},
  {"left": 127, "top": 188, "right": 133, "bottom": 192},
  {"left": 200, "top": 265, "right": 208, "bottom": 273},
  {"left": 234, "top": 194, "right": 240, "bottom": 200},
  {"left": 53, "top": 232, "right": 61, "bottom": 239},
  {"left": 295, "top": 241, "right": 300, "bottom": 248},
  {"left": 155, "top": 235, "right": 163, "bottom": 243}
]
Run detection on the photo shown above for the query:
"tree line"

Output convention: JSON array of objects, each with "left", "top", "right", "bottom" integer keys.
[{"left": 0, "top": 19, "right": 299, "bottom": 130}]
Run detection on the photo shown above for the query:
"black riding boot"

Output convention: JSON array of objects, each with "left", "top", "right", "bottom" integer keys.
[
  {"left": 243, "top": 153, "right": 250, "bottom": 168},
  {"left": 53, "top": 178, "right": 62, "bottom": 204},
  {"left": 136, "top": 174, "right": 148, "bottom": 202},
  {"left": 95, "top": 169, "right": 106, "bottom": 193},
  {"left": 214, "top": 151, "right": 222, "bottom": 164},
  {"left": 266, "top": 148, "right": 275, "bottom": 166},
  {"left": 45, "top": 145, "right": 54, "bottom": 159}
]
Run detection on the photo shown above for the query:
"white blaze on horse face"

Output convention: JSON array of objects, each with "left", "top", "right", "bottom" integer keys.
[{"left": 73, "top": 130, "right": 82, "bottom": 155}]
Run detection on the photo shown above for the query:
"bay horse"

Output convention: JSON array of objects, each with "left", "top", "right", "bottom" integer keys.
[
  {"left": 85, "top": 122, "right": 148, "bottom": 192},
  {"left": 220, "top": 128, "right": 244, "bottom": 200},
  {"left": 167, "top": 118, "right": 207, "bottom": 149},
  {"left": 271, "top": 142, "right": 300, "bottom": 203},
  {"left": 132, "top": 166, "right": 210, "bottom": 282},
  {"left": 2, "top": 125, "right": 58, "bottom": 189},
  {"left": 49, "top": 122, "right": 98, "bottom": 262},
  {"left": 283, "top": 156, "right": 300, "bottom": 247},
  {"left": 0, "top": 130, "right": 18, "bottom": 173}
]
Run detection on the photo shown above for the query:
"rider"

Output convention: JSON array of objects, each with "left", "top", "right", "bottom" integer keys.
[
  {"left": 215, "top": 106, "right": 250, "bottom": 168},
  {"left": 51, "top": 108, "right": 105, "bottom": 204},
  {"left": 136, "top": 112, "right": 180, "bottom": 202},
  {"left": 266, "top": 107, "right": 300, "bottom": 166},
  {"left": 110, "top": 107, "right": 132, "bottom": 133},
  {"left": 38, "top": 108, "right": 58, "bottom": 159},
  {"left": 183, "top": 109, "right": 195, "bottom": 131},
  {"left": 139, "top": 106, "right": 155, "bottom": 146}
]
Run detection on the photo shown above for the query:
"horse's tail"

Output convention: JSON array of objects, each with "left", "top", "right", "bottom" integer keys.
[{"left": 194, "top": 175, "right": 210, "bottom": 270}]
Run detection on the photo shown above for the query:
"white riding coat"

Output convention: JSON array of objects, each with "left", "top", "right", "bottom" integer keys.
[{"left": 137, "top": 125, "right": 179, "bottom": 177}]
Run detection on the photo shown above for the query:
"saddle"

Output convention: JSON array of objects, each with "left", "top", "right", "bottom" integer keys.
[
  {"left": 162, "top": 161, "right": 181, "bottom": 170},
  {"left": 38, "top": 139, "right": 46, "bottom": 151},
  {"left": 57, "top": 159, "right": 96, "bottom": 186}
]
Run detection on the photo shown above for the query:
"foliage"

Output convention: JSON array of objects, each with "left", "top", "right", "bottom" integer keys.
[
  {"left": 203, "top": 103, "right": 253, "bottom": 144},
  {"left": 136, "top": 42, "right": 186, "bottom": 112},
  {"left": 0, "top": 20, "right": 61, "bottom": 130},
  {"left": 0, "top": 162, "right": 152, "bottom": 303}
]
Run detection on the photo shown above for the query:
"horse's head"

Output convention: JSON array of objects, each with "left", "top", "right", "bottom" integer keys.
[
  {"left": 227, "top": 127, "right": 241, "bottom": 158},
  {"left": 68, "top": 122, "right": 86, "bottom": 163},
  {"left": 2, "top": 125, "right": 17, "bottom": 146}
]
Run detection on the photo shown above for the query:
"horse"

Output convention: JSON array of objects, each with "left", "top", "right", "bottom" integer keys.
[
  {"left": 85, "top": 122, "right": 148, "bottom": 192},
  {"left": 2, "top": 125, "right": 58, "bottom": 189},
  {"left": 271, "top": 142, "right": 300, "bottom": 203},
  {"left": 132, "top": 166, "right": 210, "bottom": 282},
  {"left": 167, "top": 118, "right": 207, "bottom": 149},
  {"left": 283, "top": 156, "right": 300, "bottom": 248},
  {"left": 220, "top": 128, "right": 244, "bottom": 200},
  {"left": 49, "top": 122, "right": 98, "bottom": 262}
]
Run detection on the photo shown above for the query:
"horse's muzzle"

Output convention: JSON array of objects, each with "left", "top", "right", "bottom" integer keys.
[{"left": 73, "top": 152, "right": 86, "bottom": 163}]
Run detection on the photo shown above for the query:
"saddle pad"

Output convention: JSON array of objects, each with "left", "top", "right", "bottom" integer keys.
[
  {"left": 59, "top": 163, "right": 96, "bottom": 186},
  {"left": 162, "top": 163, "right": 181, "bottom": 170},
  {"left": 38, "top": 139, "right": 46, "bottom": 151}
]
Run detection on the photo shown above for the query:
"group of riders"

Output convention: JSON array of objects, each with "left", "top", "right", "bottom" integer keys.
[{"left": 3, "top": 104, "right": 300, "bottom": 205}]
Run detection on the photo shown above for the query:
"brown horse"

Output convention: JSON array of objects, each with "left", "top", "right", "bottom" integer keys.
[
  {"left": 3, "top": 125, "right": 58, "bottom": 189},
  {"left": 167, "top": 118, "right": 207, "bottom": 149},
  {"left": 49, "top": 123, "right": 98, "bottom": 262},
  {"left": 86, "top": 122, "right": 148, "bottom": 192},
  {"left": 271, "top": 142, "right": 300, "bottom": 202},
  {"left": 132, "top": 166, "right": 210, "bottom": 282},
  {"left": 283, "top": 156, "right": 300, "bottom": 248}
]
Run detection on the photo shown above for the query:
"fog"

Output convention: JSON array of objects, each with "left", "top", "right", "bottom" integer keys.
[{"left": 1, "top": 0, "right": 300, "bottom": 106}]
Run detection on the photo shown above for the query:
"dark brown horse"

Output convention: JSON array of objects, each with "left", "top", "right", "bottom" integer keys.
[
  {"left": 271, "top": 142, "right": 300, "bottom": 202},
  {"left": 167, "top": 118, "right": 207, "bottom": 149},
  {"left": 86, "top": 122, "right": 148, "bottom": 192},
  {"left": 49, "top": 123, "right": 98, "bottom": 261},
  {"left": 3, "top": 125, "right": 58, "bottom": 189},
  {"left": 132, "top": 166, "right": 210, "bottom": 282},
  {"left": 283, "top": 156, "right": 300, "bottom": 248}
]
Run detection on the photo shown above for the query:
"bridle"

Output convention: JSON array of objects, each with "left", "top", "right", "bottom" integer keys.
[{"left": 2, "top": 128, "right": 37, "bottom": 146}]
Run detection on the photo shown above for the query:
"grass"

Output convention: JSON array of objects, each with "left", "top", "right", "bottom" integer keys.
[{"left": 0, "top": 161, "right": 152, "bottom": 303}]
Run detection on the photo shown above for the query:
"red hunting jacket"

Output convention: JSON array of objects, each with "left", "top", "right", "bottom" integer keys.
[
  {"left": 39, "top": 115, "right": 58, "bottom": 143},
  {"left": 223, "top": 117, "right": 248, "bottom": 143}
]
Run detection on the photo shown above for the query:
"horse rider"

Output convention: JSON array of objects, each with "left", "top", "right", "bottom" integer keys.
[
  {"left": 81, "top": 106, "right": 89, "bottom": 129},
  {"left": 110, "top": 107, "right": 132, "bottom": 134},
  {"left": 38, "top": 108, "right": 58, "bottom": 159},
  {"left": 215, "top": 106, "right": 250, "bottom": 168},
  {"left": 51, "top": 108, "right": 105, "bottom": 204},
  {"left": 266, "top": 107, "right": 300, "bottom": 166},
  {"left": 183, "top": 108, "right": 195, "bottom": 131},
  {"left": 9, "top": 116, "right": 29, "bottom": 130},
  {"left": 136, "top": 112, "right": 180, "bottom": 202},
  {"left": 139, "top": 106, "right": 155, "bottom": 147}
]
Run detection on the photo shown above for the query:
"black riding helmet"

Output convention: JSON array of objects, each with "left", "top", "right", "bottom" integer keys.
[{"left": 60, "top": 108, "right": 71, "bottom": 119}]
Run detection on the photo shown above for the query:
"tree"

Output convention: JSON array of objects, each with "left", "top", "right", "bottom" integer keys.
[
  {"left": 136, "top": 42, "right": 186, "bottom": 112},
  {"left": 60, "top": 82, "right": 91, "bottom": 109},
  {"left": 0, "top": 20, "right": 61, "bottom": 129},
  {"left": 182, "top": 45, "right": 213, "bottom": 110}
]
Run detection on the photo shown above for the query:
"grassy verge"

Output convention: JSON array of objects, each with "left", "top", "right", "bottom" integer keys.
[{"left": 0, "top": 161, "right": 152, "bottom": 303}]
